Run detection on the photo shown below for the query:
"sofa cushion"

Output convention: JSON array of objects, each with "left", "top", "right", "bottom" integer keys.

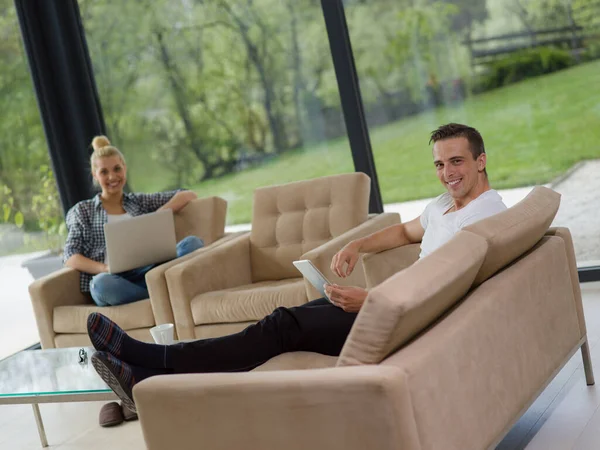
[
  {"left": 337, "top": 231, "right": 488, "bottom": 367},
  {"left": 53, "top": 299, "right": 155, "bottom": 333},
  {"left": 464, "top": 186, "right": 560, "bottom": 286},
  {"left": 250, "top": 173, "right": 370, "bottom": 282},
  {"left": 191, "top": 279, "right": 307, "bottom": 325},
  {"left": 252, "top": 352, "right": 338, "bottom": 372},
  {"left": 193, "top": 322, "right": 256, "bottom": 340}
]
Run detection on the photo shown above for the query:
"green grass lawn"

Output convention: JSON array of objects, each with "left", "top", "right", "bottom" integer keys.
[{"left": 135, "top": 59, "right": 600, "bottom": 225}]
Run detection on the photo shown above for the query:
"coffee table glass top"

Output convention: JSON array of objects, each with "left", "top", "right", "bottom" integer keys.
[{"left": 0, "top": 347, "right": 111, "bottom": 398}]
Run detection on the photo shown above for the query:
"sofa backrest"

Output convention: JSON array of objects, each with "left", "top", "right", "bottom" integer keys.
[
  {"left": 463, "top": 186, "right": 560, "bottom": 286},
  {"left": 250, "top": 173, "right": 370, "bottom": 282},
  {"left": 337, "top": 230, "right": 488, "bottom": 367},
  {"left": 174, "top": 196, "right": 227, "bottom": 245}
]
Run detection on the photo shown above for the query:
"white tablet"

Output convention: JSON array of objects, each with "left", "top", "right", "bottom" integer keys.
[{"left": 293, "top": 260, "right": 332, "bottom": 297}]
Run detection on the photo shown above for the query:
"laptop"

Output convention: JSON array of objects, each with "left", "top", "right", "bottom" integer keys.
[{"left": 104, "top": 209, "right": 177, "bottom": 274}]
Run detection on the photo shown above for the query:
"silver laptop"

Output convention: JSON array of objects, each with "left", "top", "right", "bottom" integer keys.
[{"left": 104, "top": 209, "right": 177, "bottom": 274}]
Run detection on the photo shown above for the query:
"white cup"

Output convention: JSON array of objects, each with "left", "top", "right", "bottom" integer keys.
[{"left": 150, "top": 323, "right": 175, "bottom": 345}]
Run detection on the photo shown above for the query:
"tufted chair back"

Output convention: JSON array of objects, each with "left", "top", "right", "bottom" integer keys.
[{"left": 250, "top": 173, "right": 371, "bottom": 282}]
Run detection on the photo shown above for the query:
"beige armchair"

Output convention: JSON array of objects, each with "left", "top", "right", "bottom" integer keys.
[
  {"left": 29, "top": 196, "right": 229, "bottom": 348},
  {"left": 165, "top": 173, "right": 400, "bottom": 341}
]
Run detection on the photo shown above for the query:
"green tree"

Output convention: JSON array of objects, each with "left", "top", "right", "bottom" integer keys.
[
  {"left": 0, "top": 1, "right": 62, "bottom": 240},
  {"left": 80, "top": 0, "right": 336, "bottom": 185}
]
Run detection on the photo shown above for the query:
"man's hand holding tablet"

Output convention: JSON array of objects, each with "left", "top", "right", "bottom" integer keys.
[
  {"left": 325, "top": 285, "right": 368, "bottom": 313},
  {"left": 293, "top": 260, "right": 368, "bottom": 313}
]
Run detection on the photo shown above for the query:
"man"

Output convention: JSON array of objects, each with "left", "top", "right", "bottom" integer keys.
[{"left": 88, "top": 123, "right": 507, "bottom": 413}]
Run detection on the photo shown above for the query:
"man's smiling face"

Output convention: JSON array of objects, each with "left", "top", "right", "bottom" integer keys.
[{"left": 432, "top": 137, "right": 486, "bottom": 202}]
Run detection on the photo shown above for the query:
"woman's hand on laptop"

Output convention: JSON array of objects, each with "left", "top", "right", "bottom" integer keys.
[
  {"left": 325, "top": 284, "right": 368, "bottom": 313},
  {"left": 331, "top": 241, "right": 361, "bottom": 278},
  {"left": 64, "top": 254, "right": 110, "bottom": 275}
]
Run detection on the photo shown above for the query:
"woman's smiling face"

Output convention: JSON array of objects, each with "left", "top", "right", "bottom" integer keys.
[{"left": 93, "top": 155, "right": 127, "bottom": 196}]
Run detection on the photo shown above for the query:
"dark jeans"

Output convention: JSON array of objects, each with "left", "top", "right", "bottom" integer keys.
[{"left": 167, "top": 297, "right": 357, "bottom": 373}]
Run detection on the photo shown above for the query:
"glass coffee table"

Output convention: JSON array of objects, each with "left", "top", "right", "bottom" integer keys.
[{"left": 0, "top": 347, "right": 116, "bottom": 447}]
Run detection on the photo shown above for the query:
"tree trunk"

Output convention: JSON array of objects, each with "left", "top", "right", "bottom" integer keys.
[
  {"left": 287, "top": 0, "right": 305, "bottom": 148},
  {"left": 219, "top": 1, "right": 288, "bottom": 153},
  {"left": 154, "top": 29, "right": 210, "bottom": 169}
]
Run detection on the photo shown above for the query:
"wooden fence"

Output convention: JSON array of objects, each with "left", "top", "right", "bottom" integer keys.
[{"left": 465, "top": 25, "right": 589, "bottom": 66}]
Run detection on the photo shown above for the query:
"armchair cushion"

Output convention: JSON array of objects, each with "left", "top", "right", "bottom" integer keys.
[
  {"left": 250, "top": 173, "right": 370, "bottom": 282},
  {"left": 338, "top": 231, "right": 488, "bottom": 367},
  {"left": 464, "top": 186, "right": 560, "bottom": 286},
  {"left": 191, "top": 279, "right": 306, "bottom": 325},
  {"left": 252, "top": 352, "right": 338, "bottom": 371},
  {"left": 53, "top": 299, "right": 155, "bottom": 333}
]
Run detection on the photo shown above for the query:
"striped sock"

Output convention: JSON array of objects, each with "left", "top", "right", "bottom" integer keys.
[
  {"left": 91, "top": 351, "right": 169, "bottom": 413},
  {"left": 87, "top": 312, "right": 167, "bottom": 368},
  {"left": 87, "top": 312, "right": 125, "bottom": 356}
]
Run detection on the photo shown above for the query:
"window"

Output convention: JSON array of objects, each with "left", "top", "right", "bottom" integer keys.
[
  {"left": 80, "top": 0, "right": 354, "bottom": 226},
  {"left": 344, "top": 0, "right": 600, "bottom": 265},
  {"left": 0, "top": 1, "right": 64, "bottom": 359}
]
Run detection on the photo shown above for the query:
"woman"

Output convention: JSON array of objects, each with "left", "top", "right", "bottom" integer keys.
[{"left": 63, "top": 135, "right": 204, "bottom": 307}]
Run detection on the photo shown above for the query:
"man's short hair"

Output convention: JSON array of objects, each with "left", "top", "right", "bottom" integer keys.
[{"left": 429, "top": 123, "right": 485, "bottom": 161}]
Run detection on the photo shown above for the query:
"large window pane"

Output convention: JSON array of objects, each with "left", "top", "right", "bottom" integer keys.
[
  {"left": 80, "top": 0, "right": 353, "bottom": 225},
  {"left": 0, "top": 1, "right": 64, "bottom": 358},
  {"left": 344, "top": 0, "right": 600, "bottom": 264}
]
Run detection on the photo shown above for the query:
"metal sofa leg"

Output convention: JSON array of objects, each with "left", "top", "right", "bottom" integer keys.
[{"left": 581, "top": 338, "right": 595, "bottom": 386}]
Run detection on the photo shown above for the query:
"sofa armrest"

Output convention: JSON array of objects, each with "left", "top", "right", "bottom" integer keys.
[
  {"left": 165, "top": 233, "right": 252, "bottom": 339},
  {"left": 545, "top": 227, "right": 586, "bottom": 337},
  {"left": 146, "top": 232, "right": 246, "bottom": 336},
  {"left": 362, "top": 244, "right": 421, "bottom": 289},
  {"left": 300, "top": 213, "right": 400, "bottom": 300},
  {"left": 134, "top": 365, "right": 420, "bottom": 450},
  {"left": 174, "top": 196, "right": 227, "bottom": 245},
  {"left": 28, "top": 268, "right": 91, "bottom": 349}
]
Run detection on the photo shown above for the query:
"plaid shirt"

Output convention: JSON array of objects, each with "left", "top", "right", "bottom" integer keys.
[{"left": 63, "top": 190, "right": 181, "bottom": 292}]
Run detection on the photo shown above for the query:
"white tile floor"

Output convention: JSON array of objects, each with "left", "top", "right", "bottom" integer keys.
[
  {"left": 0, "top": 401, "right": 145, "bottom": 449},
  {"left": 1, "top": 282, "right": 599, "bottom": 449},
  {"left": 0, "top": 252, "right": 42, "bottom": 359},
  {"left": 498, "top": 281, "right": 600, "bottom": 450}
]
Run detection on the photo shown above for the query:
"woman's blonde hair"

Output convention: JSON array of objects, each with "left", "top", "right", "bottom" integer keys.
[{"left": 90, "top": 135, "right": 126, "bottom": 171}]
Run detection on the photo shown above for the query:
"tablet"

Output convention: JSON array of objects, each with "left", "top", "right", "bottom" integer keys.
[{"left": 293, "top": 259, "right": 332, "bottom": 297}]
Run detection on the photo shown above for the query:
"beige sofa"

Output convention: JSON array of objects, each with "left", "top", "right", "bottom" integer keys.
[
  {"left": 164, "top": 173, "right": 400, "bottom": 340},
  {"left": 29, "top": 196, "right": 231, "bottom": 348},
  {"left": 135, "top": 186, "right": 595, "bottom": 450}
]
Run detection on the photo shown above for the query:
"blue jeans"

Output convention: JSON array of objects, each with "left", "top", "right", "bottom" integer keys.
[{"left": 90, "top": 236, "right": 204, "bottom": 307}]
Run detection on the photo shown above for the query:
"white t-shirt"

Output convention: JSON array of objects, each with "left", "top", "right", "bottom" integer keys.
[
  {"left": 106, "top": 212, "right": 133, "bottom": 224},
  {"left": 419, "top": 190, "right": 507, "bottom": 258}
]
